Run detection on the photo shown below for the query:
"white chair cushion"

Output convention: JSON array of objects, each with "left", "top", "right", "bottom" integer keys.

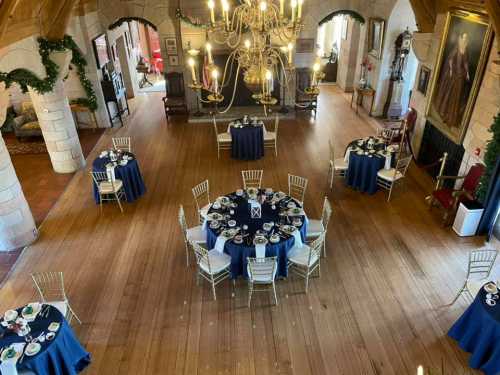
[
  {"left": 218, "top": 133, "right": 232, "bottom": 142},
  {"left": 199, "top": 249, "right": 231, "bottom": 274},
  {"left": 199, "top": 204, "right": 210, "bottom": 219},
  {"left": 187, "top": 226, "right": 206, "bottom": 243},
  {"left": 247, "top": 264, "right": 277, "bottom": 283},
  {"left": 466, "top": 279, "right": 489, "bottom": 298},
  {"left": 264, "top": 131, "right": 276, "bottom": 141},
  {"left": 334, "top": 158, "right": 348, "bottom": 170},
  {"left": 306, "top": 219, "right": 324, "bottom": 238},
  {"left": 377, "top": 168, "right": 403, "bottom": 182},
  {"left": 288, "top": 244, "right": 318, "bottom": 267},
  {"left": 98, "top": 179, "right": 123, "bottom": 194},
  {"left": 47, "top": 301, "right": 68, "bottom": 317}
]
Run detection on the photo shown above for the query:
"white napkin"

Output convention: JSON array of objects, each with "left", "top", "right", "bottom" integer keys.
[
  {"left": 255, "top": 244, "right": 266, "bottom": 258},
  {"left": 214, "top": 236, "right": 228, "bottom": 254},
  {"left": 202, "top": 218, "right": 208, "bottom": 231},
  {"left": 384, "top": 153, "right": 392, "bottom": 170},
  {"left": 292, "top": 229, "right": 303, "bottom": 248},
  {"left": 0, "top": 343, "right": 26, "bottom": 375},
  {"left": 344, "top": 147, "right": 352, "bottom": 162},
  {"left": 106, "top": 164, "right": 116, "bottom": 182}
]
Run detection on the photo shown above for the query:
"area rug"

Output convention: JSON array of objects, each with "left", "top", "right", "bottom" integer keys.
[{"left": 6, "top": 141, "right": 47, "bottom": 155}]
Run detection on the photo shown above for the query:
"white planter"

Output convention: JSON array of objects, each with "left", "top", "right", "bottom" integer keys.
[{"left": 453, "top": 201, "right": 484, "bottom": 237}]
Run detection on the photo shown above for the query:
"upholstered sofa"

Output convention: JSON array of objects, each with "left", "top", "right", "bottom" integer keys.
[{"left": 13, "top": 102, "right": 42, "bottom": 139}]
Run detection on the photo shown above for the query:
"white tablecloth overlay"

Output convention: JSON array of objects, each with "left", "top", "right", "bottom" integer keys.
[
  {"left": 0, "top": 343, "right": 26, "bottom": 375},
  {"left": 255, "top": 244, "right": 266, "bottom": 258}
]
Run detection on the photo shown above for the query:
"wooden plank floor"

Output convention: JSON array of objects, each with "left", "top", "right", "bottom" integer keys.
[{"left": 0, "top": 86, "right": 491, "bottom": 374}]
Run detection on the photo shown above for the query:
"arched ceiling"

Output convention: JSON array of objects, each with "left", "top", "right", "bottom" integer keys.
[{"left": 0, "top": 0, "right": 499, "bottom": 52}]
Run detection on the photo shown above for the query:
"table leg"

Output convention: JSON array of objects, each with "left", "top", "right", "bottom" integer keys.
[{"left": 369, "top": 95, "right": 375, "bottom": 117}]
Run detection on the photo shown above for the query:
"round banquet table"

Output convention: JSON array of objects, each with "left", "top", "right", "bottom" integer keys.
[
  {"left": 206, "top": 191, "right": 307, "bottom": 279},
  {"left": 345, "top": 137, "right": 393, "bottom": 194},
  {"left": 448, "top": 283, "right": 500, "bottom": 375},
  {"left": 92, "top": 152, "right": 146, "bottom": 203},
  {"left": 0, "top": 304, "right": 90, "bottom": 375},
  {"left": 230, "top": 125, "right": 264, "bottom": 160}
]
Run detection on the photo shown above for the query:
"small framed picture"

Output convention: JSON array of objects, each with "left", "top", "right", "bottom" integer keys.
[
  {"left": 296, "top": 38, "right": 315, "bottom": 53},
  {"left": 165, "top": 37, "right": 178, "bottom": 55},
  {"left": 417, "top": 65, "right": 431, "bottom": 96},
  {"left": 368, "top": 18, "right": 385, "bottom": 59},
  {"left": 168, "top": 55, "right": 179, "bottom": 66}
]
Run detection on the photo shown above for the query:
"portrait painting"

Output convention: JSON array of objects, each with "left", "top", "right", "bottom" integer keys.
[
  {"left": 417, "top": 66, "right": 431, "bottom": 96},
  {"left": 427, "top": 11, "right": 492, "bottom": 144},
  {"left": 368, "top": 18, "right": 385, "bottom": 59}
]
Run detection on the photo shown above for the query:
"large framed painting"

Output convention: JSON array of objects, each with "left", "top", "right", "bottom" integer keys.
[
  {"left": 368, "top": 18, "right": 385, "bottom": 59},
  {"left": 426, "top": 10, "right": 493, "bottom": 144}
]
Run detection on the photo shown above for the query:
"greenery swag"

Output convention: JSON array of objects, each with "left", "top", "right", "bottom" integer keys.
[
  {"left": 176, "top": 9, "right": 208, "bottom": 29},
  {"left": 0, "top": 35, "right": 98, "bottom": 111},
  {"left": 476, "top": 113, "right": 500, "bottom": 204}
]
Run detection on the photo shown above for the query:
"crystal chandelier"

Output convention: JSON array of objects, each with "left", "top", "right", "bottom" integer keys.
[{"left": 185, "top": 0, "right": 324, "bottom": 112}]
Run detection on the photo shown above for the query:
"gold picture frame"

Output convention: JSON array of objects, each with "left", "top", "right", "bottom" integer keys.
[
  {"left": 368, "top": 18, "right": 385, "bottom": 59},
  {"left": 426, "top": 10, "right": 493, "bottom": 144}
]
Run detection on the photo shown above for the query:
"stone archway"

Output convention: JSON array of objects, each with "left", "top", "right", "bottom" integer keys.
[{"left": 318, "top": 10, "right": 365, "bottom": 26}]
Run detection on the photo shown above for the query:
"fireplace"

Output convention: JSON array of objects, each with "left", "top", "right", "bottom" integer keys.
[
  {"left": 418, "top": 121, "right": 465, "bottom": 188},
  {"left": 200, "top": 53, "right": 281, "bottom": 108}
]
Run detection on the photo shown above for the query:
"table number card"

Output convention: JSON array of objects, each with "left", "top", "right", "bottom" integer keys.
[{"left": 251, "top": 206, "right": 261, "bottom": 219}]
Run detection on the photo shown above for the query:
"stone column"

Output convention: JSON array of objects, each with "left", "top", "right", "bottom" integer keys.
[
  {"left": 0, "top": 85, "right": 38, "bottom": 251},
  {"left": 28, "top": 51, "right": 86, "bottom": 173}
]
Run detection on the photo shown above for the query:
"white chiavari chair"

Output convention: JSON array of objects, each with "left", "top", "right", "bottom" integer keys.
[
  {"left": 328, "top": 140, "right": 348, "bottom": 188},
  {"left": 213, "top": 117, "right": 231, "bottom": 159},
  {"left": 306, "top": 196, "right": 332, "bottom": 257},
  {"left": 264, "top": 115, "right": 279, "bottom": 156},
  {"left": 178, "top": 205, "right": 207, "bottom": 267},
  {"left": 90, "top": 171, "right": 125, "bottom": 213},
  {"left": 112, "top": 137, "right": 131, "bottom": 152},
  {"left": 376, "top": 155, "right": 412, "bottom": 201},
  {"left": 450, "top": 249, "right": 498, "bottom": 305},
  {"left": 287, "top": 233, "right": 324, "bottom": 293},
  {"left": 192, "top": 242, "right": 231, "bottom": 300},
  {"left": 192, "top": 179, "right": 211, "bottom": 224},
  {"left": 31, "top": 272, "right": 82, "bottom": 325},
  {"left": 288, "top": 174, "right": 308, "bottom": 206},
  {"left": 377, "top": 128, "right": 399, "bottom": 145},
  {"left": 242, "top": 170, "right": 263, "bottom": 189},
  {"left": 247, "top": 256, "right": 278, "bottom": 306}
]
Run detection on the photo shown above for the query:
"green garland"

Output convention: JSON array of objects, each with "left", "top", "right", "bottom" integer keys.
[
  {"left": 176, "top": 9, "right": 209, "bottom": 29},
  {"left": 476, "top": 113, "right": 500, "bottom": 204},
  {"left": 0, "top": 35, "right": 98, "bottom": 111}
]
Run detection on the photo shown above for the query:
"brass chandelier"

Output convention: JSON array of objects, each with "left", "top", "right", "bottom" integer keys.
[{"left": 185, "top": 0, "right": 323, "bottom": 112}]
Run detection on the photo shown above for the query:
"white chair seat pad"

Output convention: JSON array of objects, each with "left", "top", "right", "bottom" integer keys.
[
  {"left": 199, "top": 204, "right": 210, "bottom": 219},
  {"left": 306, "top": 219, "right": 324, "bottom": 238},
  {"left": 334, "top": 158, "right": 348, "bottom": 170},
  {"left": 99, "top": 179, "right": 123, "bottom": 194},
  {"left": 187, "top": 226, "right": 206, "bottom": 243},
  {"left": 377, "top": 168, "right": 404, "bottom": 182},
  {"left": 288, "top": 245, "right": 318, "bottom": 267},
  {"left": 218, "top": 133, "right": 232, "bottom": 142},
  {"left": 199, "top": 249, "right": 231, "bottom": 274},
  {"left": 47, "top": 301, "right": 68, "bottom": 317},
  {"left": 264, "top": 131, "right": 276, "bottom": 141}
]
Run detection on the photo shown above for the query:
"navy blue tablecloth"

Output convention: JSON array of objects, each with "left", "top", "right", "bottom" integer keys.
[
  {"left": 0, "top": 304, "right": 90, "bottom": 375},
  {"left": 92, "top": 154, "right": 146, "bottom": 203},
  {"left": 345, "top": 152, "right": 385, "bottom": 194},
  {"left": 449, "top": 284, "right": 500, "bottom": 375},
  {"left": 230, "top": 126, "right": 264, "bottom": 160},
  {"left": 206, "top": 193, "right": 307, "bottom": 279}
]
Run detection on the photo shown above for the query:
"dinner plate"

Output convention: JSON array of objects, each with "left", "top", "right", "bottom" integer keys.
[
  {"left": 287, "top": 201, "right": 296, "bottom": 209},
  {"left": 209, "top": 221, "right": 220, "bottom": 229},
  {"left": 281, "top": 225, "right": 296, "bottom": 234},
  {"left": 25, "top": 342, "right": 41, "bottom": 357},
  {"left": 253, "top": 236, "right": 268, "bottom": 245},
  {"left": 22, "top": 302, "right": 42, "bottom": 321},
  {"left": 288, "top": 207, "right": 303, "bottom": 216},
  {"left": 484, "top": 283, "right": 498, "bottom": 294},
  {"left": 269, "top": 234, "right": 280, "bottom": 243},
  {"left": 3, "top": 309, "right": 18, "bottom": 323},
  {"left": 1, "top": 346, "right": 20, "bottom": 362}
]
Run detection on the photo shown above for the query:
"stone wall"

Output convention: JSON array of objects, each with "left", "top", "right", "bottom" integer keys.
[{"left": 337, "top": 18, "right": 361, "bottom": 91}]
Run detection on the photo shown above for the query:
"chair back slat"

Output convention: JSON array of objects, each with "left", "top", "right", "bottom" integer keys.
[
  {"left": 247, "top": 257, "right": 277, "bottom": 283},
  {"left": 90, "top": 171, "right": 119, "bottom": 190},
  {"left": 31, "top": 272, "right": 67, "bottom": 302},
  {"left": 395, "top": 156, "right": 412, "bottom": 177},
  {"left": 178, "top": 205, "right": 189, "bottom": 241},
  {"left": 192, "top": 180, "right": 210, "bottom": 211},
  {"left": 112, "top": 137, "right": 131, "bottom": 153},
  {"left": 192, "top": 242, "right": 211, "bottom": 273},
  {"left": 288, "top": 174, "right": 308, "bottom": 204},
  {"left": 308, "top": 233, "right": 325, "bottom": 265},
  {"left": 242, "top": 170, "right": 263, "bottom": 189},
  {"left": 274, "top": 115, "right": 279, "bottom": 137},
  {"left": 468, "top": 249, "right": 498, "bottom": 278}
]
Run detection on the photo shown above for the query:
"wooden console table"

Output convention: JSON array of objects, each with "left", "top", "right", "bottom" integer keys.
[
  {"left": 350, "top": 87, "right": 376, "bottom": 116},
  {"left": 70, "top": 103, "right": 98, "bottom": 131}
]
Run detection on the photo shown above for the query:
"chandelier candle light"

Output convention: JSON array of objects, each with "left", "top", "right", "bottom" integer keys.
[{"left": 185, "top": 0, "right": 323, "bottom": 112}]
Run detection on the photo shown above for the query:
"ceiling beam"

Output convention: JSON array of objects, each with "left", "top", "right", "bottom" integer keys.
[
  {"left": 43, "top": 0, "right": 79, "bottom": 40},
  {"left": 0, "top": 0, "right": 21, "bottom": 44},
  {"left": 409, "top": 0, "right": 437, "bottom": 33}
]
